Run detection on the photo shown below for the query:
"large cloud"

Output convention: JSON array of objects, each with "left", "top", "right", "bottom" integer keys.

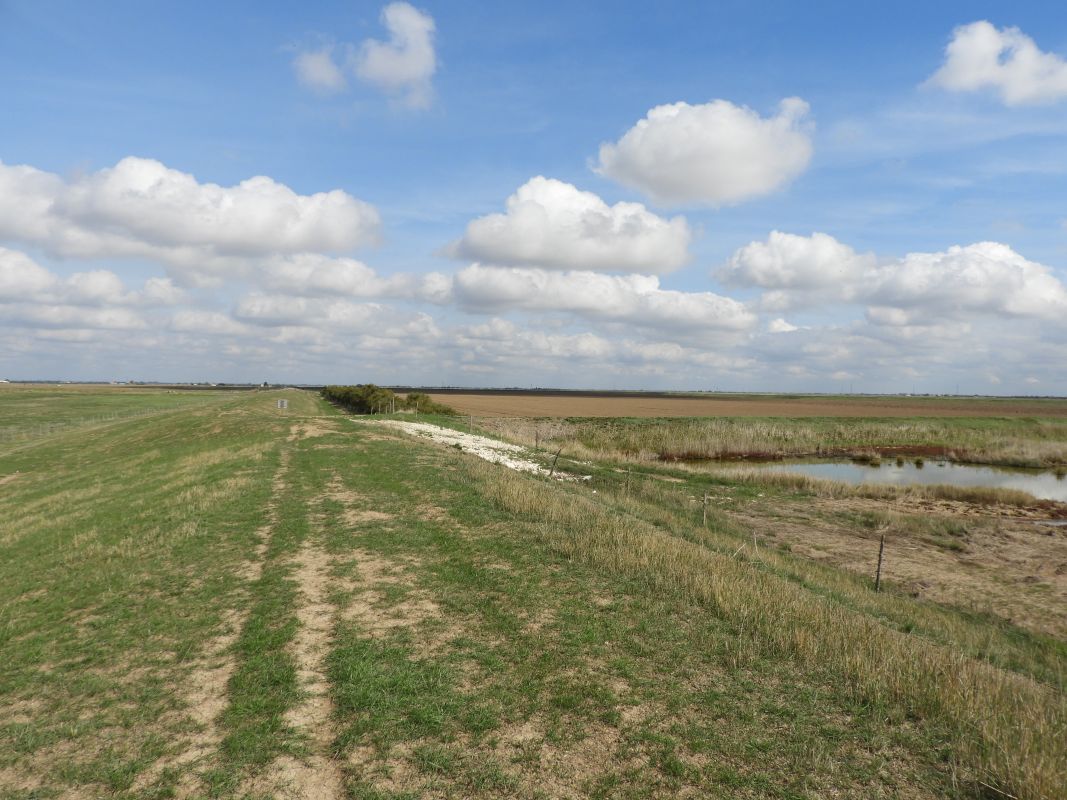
[
  {"left": 721, "top": 230, "right": 875, "bottom": 290},
  {"left": 0, "top": 157, "right": 381, "bottom": 282},
  {"left": 0, "top": 246, "right": 183, "bottom": 308},
  {"left": 594, "top": 98, "right": 813, "bottom": 206},
  {"left": 723, "top": 232, "right": 1067, "bottom": 322},
  {"left": 926, "top": 21, "right": 1067, "bottom": 106},
  {"left": 452, "top": 264, "right": 756, "bottom": 334},
  {"left": 353, "top": 2, "right": 436, "bottom": 108},
  {"left": 261, "top": 253, "right": 452, "bottom": 303},
  {"left": 449, "top": 177, "right": 691, "bottom": 273},
  {"left": 456, "top": 318, "right": 614, "bottom": 362},
  {"left": 866, "top": 241, "right": 1067, "bottom": 324},
  {"left": 0, "top": 248, "right": 170, "bottom": 335}
]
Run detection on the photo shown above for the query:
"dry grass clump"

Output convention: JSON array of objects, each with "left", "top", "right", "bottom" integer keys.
[{"left": 467, "top": 461, "right": 1067, "bottom": 800}]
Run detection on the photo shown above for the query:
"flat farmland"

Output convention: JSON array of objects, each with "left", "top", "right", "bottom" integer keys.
[{"left": 425, "top": 390, "right": 1067, "bottom": 418}]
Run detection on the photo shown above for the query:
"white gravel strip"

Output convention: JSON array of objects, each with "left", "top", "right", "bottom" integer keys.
[{"left": 359, "top": 419, "right": 588, "bottom": 479}]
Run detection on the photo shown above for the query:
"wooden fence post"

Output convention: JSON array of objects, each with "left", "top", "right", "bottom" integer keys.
[
  {"left": 702, "top": 491, "right": 708, "bottom": 527},
  {"left": 875, "top": 534, "right": 885, "bottom": 591},
  {"left": 549, "top": 447, "right": 562, "bottom": 478}
]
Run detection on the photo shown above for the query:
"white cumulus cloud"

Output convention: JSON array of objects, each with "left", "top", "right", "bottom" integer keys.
[
  {"left": 354, "top": 2, "right": 436, "bottom": 108},
  {"left": 452, "top": 264, "right": 756, "bottom": 334},
  {"left": 293, "top": 46, "right": 348, "bottom": 93},
  {"left": 724, "top": 232, "right": 1067, "bottom": 324},
  {"left": 927, "top": 21, "right": 1067, "bottom": 106},
  {"left": 0, "top": 247, "right": 184, "bottom": 308},
  {"left": 260, "top": 254, "right": 446, "bottom": 300},
  {"left": 449, "top": 177, "right": 691, "bottom": 273},
  {"left": 867, "top": 241, "right": 1067, "bottom": 324},
  {"left": 767, "top": 318, "right": 799, "bottom": 333},
  {"left": 0, "top": 157, "right": 381, "bottom": 283},
  {"left": 721, "top": 230, "right": 875, "bottom": 290},
  {"left": 595, "top": 98, "right": 813, "bottom": 206},
  {"left": 234, "top": 293, "right": 441, "bottom": 340}
]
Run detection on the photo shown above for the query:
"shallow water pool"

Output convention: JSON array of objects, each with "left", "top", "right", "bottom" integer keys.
[{"left": 753, "top": 459, "right": 1067, "bottom": 502}]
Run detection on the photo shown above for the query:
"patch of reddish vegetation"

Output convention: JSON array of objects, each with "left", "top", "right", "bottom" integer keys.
[
  {"left": 1034, "top": 500, "right": 1067, "bottom": 519},
  {"left": 657, "top": 445, "right": 962, "bottom": 463},
  {"left": 658, "top": 450, "right": 786, "bottom": 462}
]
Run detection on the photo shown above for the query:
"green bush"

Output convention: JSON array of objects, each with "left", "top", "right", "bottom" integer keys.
[{"left": 321, "top": 386, "right": 455, "bottom": 415}]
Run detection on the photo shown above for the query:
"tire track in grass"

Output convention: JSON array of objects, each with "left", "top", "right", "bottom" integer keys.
[
  {"left": 246, "top": 536, "right": 344, "bottom": 799},
  {"left": 132, "top": 446, "right": 292, "bottom": 797},
  {"left": 238, "top": 431, "right": 344, "bottom": 799},
  {"left": 211, "top": 434, "right": 310, "bottom": 795}
]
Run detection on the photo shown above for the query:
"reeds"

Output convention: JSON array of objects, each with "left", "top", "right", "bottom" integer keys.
[{"left": 475, "top": 416, "right": 1067, "bottom": 469}]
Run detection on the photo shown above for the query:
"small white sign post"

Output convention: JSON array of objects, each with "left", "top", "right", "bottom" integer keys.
[{"left": 277, "top": 399, "right": 288, "bottom": 410}]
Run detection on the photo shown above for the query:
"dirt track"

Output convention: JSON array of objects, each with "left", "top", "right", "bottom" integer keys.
[{"left": 427, "top": 392, "right": 1067, "bottom": 419}]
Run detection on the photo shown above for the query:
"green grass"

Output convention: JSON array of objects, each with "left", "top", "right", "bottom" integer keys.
[
  {"left": 0, "top": 383, "right": 229, "bottom": 446},
  {"left": 1, "top": 388, "right": 1064, "bottom": 799}
]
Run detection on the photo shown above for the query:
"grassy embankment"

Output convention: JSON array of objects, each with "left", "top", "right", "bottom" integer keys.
[
  {"left": 1, "top": 387, "right": 1064, "bottom": 798},
  {"left": 0, "top": 384, "right": 228, "bottom": 446}
]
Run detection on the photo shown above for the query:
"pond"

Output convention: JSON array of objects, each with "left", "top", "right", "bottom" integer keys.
[{"left": 750, "top": 459, "right": 1067, "bottom": 502}]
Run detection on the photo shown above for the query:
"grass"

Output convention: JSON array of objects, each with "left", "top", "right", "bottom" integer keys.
[
  {"left": 0, "top": 383, "right": 228, "bottom": 445},
  {"left": 1, "top": 387, "right": 1064, "bottom": 799},
  {"left": 463, "top": 463, "right": 1067, "bottom": 799},
  {"left": 473, "top": 414, "right": 1067, "bottom": 468}
]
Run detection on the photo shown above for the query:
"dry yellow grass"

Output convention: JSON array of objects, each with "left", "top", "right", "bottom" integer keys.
[
  {"left": 472, "top": 415, "right": 1067, "bottom": 468},
  {"left": 467, "top": 460, "right": 1067, "bottom": 800},
  {"left": 427, "top": 392, "right": 1067, "bottom": 419}
]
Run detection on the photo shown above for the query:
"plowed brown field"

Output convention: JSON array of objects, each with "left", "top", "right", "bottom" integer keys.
[{"left": 427, "top": 392, "right": 1067, "bottom": 418}]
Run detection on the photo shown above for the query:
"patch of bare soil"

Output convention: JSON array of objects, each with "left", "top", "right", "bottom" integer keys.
[
  {"left": 417, "top": 503, "right": 450, "bottom": 521},
  {"left": 324, "top": 475, "right": 366, "bottom": 506},
  {"left": 533, "top": 725, "right": 634, "bottom": 798},
  {"left": 0, "top": 766, "right": 43, "bottom": 793},
  {"left": 729, "top": 496, "right": 1067, "bottom": 637},
  {"left": 0, "top": 472, "right": 22, "bottom": 486},
  {"left": 324, "top": 474, "right": 395, "bottom": 526},
  {"left": 344, "top": 548, "right": 451, "bottom": 648},
  {"left": 0, "top": 697, "right": 42, "bottom": 725},
  {"left": 287, "top": 419, "right": 339, "bottom": 441},
  {"left": 521, "top": 606, "right": 556, "bottom": 635},
  {"left": 343, "top": 509, "right": 394, "bottom": 525}
]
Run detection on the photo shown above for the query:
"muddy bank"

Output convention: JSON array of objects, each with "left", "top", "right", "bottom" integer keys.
[{"left": 657, "top": 444, "right": 1067, "bottom": 469}]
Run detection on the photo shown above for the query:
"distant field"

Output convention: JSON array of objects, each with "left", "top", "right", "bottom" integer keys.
[{"left": 426, "top": 390, "right": 1067, "bottom": 418}]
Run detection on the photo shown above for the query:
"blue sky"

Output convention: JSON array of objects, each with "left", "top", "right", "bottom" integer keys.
[{"left": 1, "top": 1, "right": 1066, "bottom": 392}]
